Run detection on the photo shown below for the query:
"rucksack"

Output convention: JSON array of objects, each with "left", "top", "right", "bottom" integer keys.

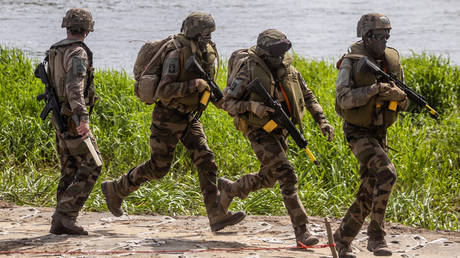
[
  {"left": 133, "top": 35, "right": 177, "bottom": 104},
  {"left": 226, "top": 48, "right": 250, "bottom": 90}
]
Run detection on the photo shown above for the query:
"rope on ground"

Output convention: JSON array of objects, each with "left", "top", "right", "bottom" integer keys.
[{"left": 0, "top": 243, "right": 335, "bottom": 255}]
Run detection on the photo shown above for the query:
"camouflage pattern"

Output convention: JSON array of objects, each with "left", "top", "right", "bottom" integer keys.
[
  {"left": 54, "top": 127, "right": 102, "bottom": 217},
  {"left": 221, "top": 32, "right": 332, "bottom": 243},
  {"left": 334, "top": 32, "right": 407, "bottom": 251},
  {"left": 357, "top": 13, "right": 391, "bottom": 37},
  {"left": 223, "top": 51, "right": 328, "bottom": 135},
  {"left": 227, "top": 128, "right": 309, "bottom": 227},
  {"left": 61, "top": 8, "right": 94, "bottom": 32},
  {"left": 334, "top": 123, "right": 397, "bottom": 246},
  {"left": 124, "top": 103, "right": 219, "bottom": 209},
  {"left": 181, "top": 12, "right": 215, "bottom": 38},
  {"left": 255, "top": 29, "right": 291, "bottom": 57},
  {"left": 155, "top": 46, "right": 213, "bottom": 113},
  {"left": 336, "top": 57, "right": 409, "bottom": 123},
  {"left": 48, "top": 40, "right": 102, "bottom": 218},
  {"left": 103, "top": 21, "right": 245, "bottom": 229}
]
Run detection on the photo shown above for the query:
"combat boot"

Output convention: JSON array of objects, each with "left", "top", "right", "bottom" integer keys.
[
  {"left": 101, "top": 173, "right": 139, "bottom": 217},
  {"left": 50, "top": 212, "right": 88, "bottom": 235},
  {"left": 333, "top": 231, "right": 356, "bottom": 258},
  {"left": 217, "top": 177, "right": 236, "bottom": 212},
  {"left": 294, "top": 224, "right": 319, "bottom": 247},
  {"left": 367, "top": 237, "right": 392, "bottom": 256},
  {"left": 208, "top": 209, "right": 246, "bottom": 232},
  {"left": 205, "top": 191, "right": 245, "bottom": 231}
]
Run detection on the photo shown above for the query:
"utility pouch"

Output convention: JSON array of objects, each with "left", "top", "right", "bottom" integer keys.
[{"left": 134, "top": 74, "right": 159, "bottom": 105}]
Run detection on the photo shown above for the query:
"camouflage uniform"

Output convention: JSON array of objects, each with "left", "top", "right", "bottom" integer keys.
[
  {"left": 46, "top": 8, "right": 102, "bottom": 235},
  {"left": 220, "top": 29, "right": 334, "bottom": 246},
  {"left": 102, "top": 12, "right": 245, "bottom": 232},
  {"left": 334, "top": 13, "right": 409, "bottom": 258}
]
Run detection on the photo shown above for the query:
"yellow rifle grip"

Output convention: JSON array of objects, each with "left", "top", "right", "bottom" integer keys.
[
  {"left": 200, "top": 90, "right": 210, "bottom": 106},
  {"left": 388, "top": 101, "right": 397, "bottom": 111},
  {"left": 305, "top": 147, "right": 319, "bottom": 166},
  {"left": 263, "top": 120, "right": 278, "bottom": 132}
]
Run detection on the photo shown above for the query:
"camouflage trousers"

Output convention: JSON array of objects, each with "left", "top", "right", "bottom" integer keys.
[
  {"left": 335, "top": 123, "right": 397, "bottom": 246},
  {"left": 55, "top": 125, "right": 102, "bottom": 217},
  {"left": 124, "top": 103, "right": 219, "bottom": 208},
  {"left": 230, "top": 128, "right": 308, "bottom": 228}
]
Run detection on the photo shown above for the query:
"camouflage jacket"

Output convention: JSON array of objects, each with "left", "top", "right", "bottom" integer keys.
[
  {"left": 155, "top": 37, "right": 217, "bottom": 114},
  {"left": 222, "top": 58, "right": 327, "bottom": 134},
  {"left": 48, "top": 39, "right": 94, "bottom": 123}
]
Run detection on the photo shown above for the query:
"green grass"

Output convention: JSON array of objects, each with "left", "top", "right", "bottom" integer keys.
[{"left": 0, "top": 46, "right": 458, "bottom": 231}]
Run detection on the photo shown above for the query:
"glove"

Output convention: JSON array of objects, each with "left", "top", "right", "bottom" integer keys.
[
  {"left": 377, "top": 82, "right": 393, "bottom": 93},
  {"left": 320, "top": 122, "right": 334, "bottom": 142},
  {"left": 193, "top": 78, "right": 209, "bottom": 93},
  {"left": 213, "top": 98, "right": 224, "bottom": 109},
  {"left": 249, "top": 101, "right": 274, "bottom": 118},
  {"left": 378, "top": 83, "right": 406, "bottom": 101}
]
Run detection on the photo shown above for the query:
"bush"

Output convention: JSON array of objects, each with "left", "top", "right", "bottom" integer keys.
[{"left": 402, "top": 52, "right": 459, "bottom": 113}]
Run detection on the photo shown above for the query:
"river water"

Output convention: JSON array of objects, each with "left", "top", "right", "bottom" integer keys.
[{"left": 1, "top": 0, "right": 459, "bottom": 71}]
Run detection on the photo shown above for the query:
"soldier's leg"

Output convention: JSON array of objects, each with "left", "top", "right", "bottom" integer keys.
[
  {"left": 334, "top": 165, "right": 375, "bottom": 248},
  {"left": 102, "top": 105, "right": 185, "bottom": 216},
  {"left": 366, "top": 138, "right": 396, "bottom": 256},
  {"left": 224, "top": 130, "right": 284, "bottom": 199},
  {"left": 55, "top": 133, "right": 77, "bottom": 207},
  {"left": 218, "top": 165, "right": 276, "bottom": 213},
  {"left": 52, "top": 134, "right": 103, "bottom": 235},
  {"left": 248, "top": 130, "right": 316, "bottom": 246},
  {"left": 181, "top": 119, "right": 245, "bottom": 231},
  {"left": 335, "top": 132, "right": 395, "bottom": 255}
]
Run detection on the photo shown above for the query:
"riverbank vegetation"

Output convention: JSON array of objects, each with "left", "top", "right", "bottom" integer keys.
[{"left": 0, "top": 46, "right": 458, "bottom": 231}]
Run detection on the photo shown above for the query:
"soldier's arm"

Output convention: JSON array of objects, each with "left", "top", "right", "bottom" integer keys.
[
  {"left": 298, "top": 71, "right": 327, "bottom": 125},
  {"left": 156, "top": 49, "right": 202, "bottom": 103},
  {"left": 336, "top": 58, "right": 380, "bottom": 110},
  {"left": 64, "top": 46, "right": 89, "bottom": 123},
  {"left": 222, "top": 64, "right": 253, "bottom": 117}
]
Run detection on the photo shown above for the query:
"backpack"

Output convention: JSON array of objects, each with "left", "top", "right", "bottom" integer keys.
[
  {"left": 226, "top": 48, "right": 250, "bottom": 90},
  {"left": 133, "top": 35, "right": 176, "bottom": 104}
]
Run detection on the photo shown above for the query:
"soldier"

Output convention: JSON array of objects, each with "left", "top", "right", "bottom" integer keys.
[
  {"left": 101, "top": 12, "right": 245, "bottom": 232},
  {"left": 46, "top": 8, "right": 102, "bottom": 235},
  {"left": 219, "top": 29, "right": 334, "bottom": 247},
  {"left": 333, "top": 13, "right": 409, "bottom": 257}
]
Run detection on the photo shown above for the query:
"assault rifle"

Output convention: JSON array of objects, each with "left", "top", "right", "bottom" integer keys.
[
  {"left": 357, "top": 56, "right": 439, "bottom": 119},
  {"left": 247, "top": 78, "right": 319, "bottom": 166},
  {"left": 185, "top": 55, "right": 224, "bottom": 119},
  {"left": 35, "top": 60, "right": 67, "bottom": 132}
]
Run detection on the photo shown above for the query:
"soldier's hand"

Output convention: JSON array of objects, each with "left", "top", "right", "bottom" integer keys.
[
  {"left": 249, "top": 101, "right": 274, "bottom": 118},
  {"left": 77, "top": 121, "right": 91, "bottom": 139},
  {"left": 377, "top": 82, "right": 392, "bottom": 93},
  {"left": 320, "top": 122, "right": 334, "bottom": 142},
  {"left": 378, "top": 85, "right": 406, "bottom": 101},
  {"left": 193, "top": 78, "right": 210, "bottom": 93},
  {"left": 213, "top": 98, "right": 224, "bottom": 109}
]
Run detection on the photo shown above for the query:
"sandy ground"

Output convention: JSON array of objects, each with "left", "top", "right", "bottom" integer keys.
[{"left": 0, "top": 201, "right": 458, "bottom": 258}]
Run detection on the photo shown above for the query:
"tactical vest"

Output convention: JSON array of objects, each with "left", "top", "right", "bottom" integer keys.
[
  {"left": 167, "top": 34, "right": 217, "bottom": 108},
  {"left": 47, "top": 39, "right": 96, "bottom": 110},
  {"left": 336, "top": 41, "right": 402, "bottom": 128},
  {"left": 240, "top": 47, "right": 306, "bottom": 130}
]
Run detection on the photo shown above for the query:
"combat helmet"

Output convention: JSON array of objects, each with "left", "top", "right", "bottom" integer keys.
[
  {"left": 61, "top": 8, "right": 94, "bottom": 32},
  {"left": 256, "top": 29, "right": 292, "bottom": 57},
  {"left": 357, "top": 13, "right": 391, "bottom": 37},
  {"left": 181, "top": 12, "right": 215, "bottom": 38}
]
